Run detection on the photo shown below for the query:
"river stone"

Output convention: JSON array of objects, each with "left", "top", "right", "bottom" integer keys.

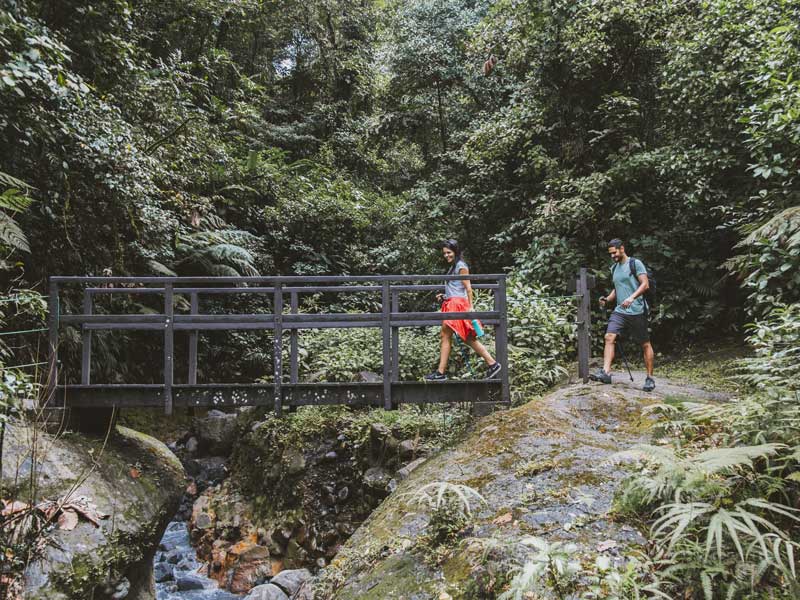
[
  {"left": 271, "top": 568, "right": 312, "bottom": 597},
  {"left": 195, "top": 410, "right": 238, "bottom": 455},
  {"left": 244, "top": 583, "right": 289, "bottom": 600},
  {"left": 363, "top": 466, "right": 392, "bottom": 492},
  {"left": 398, "top": 439, "right": 417, "bottom": 459},
  {"left": 196, "top": 456, "right": 228, "bottom": 484},
  {"left": 185, "top": 436, "right": 199, "bottom": 455},
  {"left": 154, "top": 562, "right": 173, "bottom": 583},
  {"left": 176, "top": 574, "right": 206, "bottom": 591}
]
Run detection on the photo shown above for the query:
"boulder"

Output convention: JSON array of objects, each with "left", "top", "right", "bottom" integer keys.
[
  {"left": 196, "top": 456, "right": 228, "bottom": 485},
  {"left": 176, "top": 574, "right": 206, "bottom": 591},
  {"left": 270, "top": 568, "right": 312, "bottom": 597},
  {"left": 194, "top": 410, "right": 238, "bottom": 455},
  {"left": 1, "top": 422, "right": 185, "bottom": 600},
  {"left": 153, "top": 562, "right": 173, "bottom": 583},
  {"left": 245, "top": 583, "right": 289, "bottom": 600},
  {"left": 398, "top": 439, "right": 417, "bottom": 460}
]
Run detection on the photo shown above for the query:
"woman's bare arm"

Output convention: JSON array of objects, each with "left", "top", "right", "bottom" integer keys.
[{"left": 460, "top": 267, "right": 473, "bottom": 310}]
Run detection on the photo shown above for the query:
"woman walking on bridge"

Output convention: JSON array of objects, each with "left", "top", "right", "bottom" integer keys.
[{"left": 424, "top": 239, "right": 502, "bottom": 381}]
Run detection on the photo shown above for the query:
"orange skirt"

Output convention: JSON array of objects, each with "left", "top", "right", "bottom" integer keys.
[{"left": 442, "top": 297, "right": 479, "bottom": 341}]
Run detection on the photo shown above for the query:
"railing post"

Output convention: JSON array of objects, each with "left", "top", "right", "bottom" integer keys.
[
  {"left": 274, "top": 283, "right": 283, "bottom": 417},
  {"left": 495, "top": 276, "right": 510, "bottom": 405},
  {"left": 382, "top": 281, "right": 392, "bottom": 410},
  {"left": 576, "top": 268, "right": 591, "bottom": 383},
  {"left": 81, "top": 289, "right": 92, "bottom": 385},
  {"left": 188, "top": 292, "right": 198, "bottom": 385},
  {"left": 47, "top": 279, "right": 59, "bottom": 406},
  {"left": 164, "top": 283, "right": 174, "bottom": 415},
  {"left": 391, "top": 290, "right": 399, "bottom": 382},
  {"left": 290, "top": 291, "right": 298, "bottom": 384}
]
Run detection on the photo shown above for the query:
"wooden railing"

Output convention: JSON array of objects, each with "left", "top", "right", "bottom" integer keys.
[{"left": 47, "top": 275, "right": 509, "bottom": 415}]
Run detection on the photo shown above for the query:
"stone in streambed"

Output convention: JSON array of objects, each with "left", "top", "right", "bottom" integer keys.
[
  {"left": 154, "top": 562, "right": 173, "bottom": 583},
  {"left": 270, "top": 568, "right": 313, "bottom": 597},
  {"left": 244, "top": 583, "right": 289, "bottom": 600},
  {"left": 176, "top": 574, "right": 206, "bottom": 591}
]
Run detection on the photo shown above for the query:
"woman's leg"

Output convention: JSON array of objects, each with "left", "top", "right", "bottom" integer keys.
[
  {"left": 437, "top": 325, "right": 454, "bottom": 373},
  {"left": 465, "top": 337, "right": 496, "bottom": 365}
]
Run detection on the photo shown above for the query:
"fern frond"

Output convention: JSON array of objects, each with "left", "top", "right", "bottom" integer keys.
[{"left": 0, "top": 211, "right": 30, "bottom": 252}]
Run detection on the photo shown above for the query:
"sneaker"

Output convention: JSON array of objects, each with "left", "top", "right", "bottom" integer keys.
[
  {"left": 590, "top": 368, "right": 612, "bottom": 384},
  {"left": 424, "top": 370, "right": 447, "bottom": 381},
  {"left": 643, "top": 376, "right": 655, "bottom": 392},
  {"left": 485, "top": 362, "right": 502, "bottom": 380}
]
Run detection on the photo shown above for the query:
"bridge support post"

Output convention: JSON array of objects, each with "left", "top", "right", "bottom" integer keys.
[
  {"left": 164, "top": 283, "right": 174, "bottom": 415},
  {"left": 274, "top": 283, "right": 283, "bottom": 417},
  {"left": 575, "top": 268, "right": 594, "bottom": 383},
  {"left": 382, "top": 282, "right": 392, "bottom": 410},
  {"left": 495, "top": 276, "right": 510, "bottom": 405},
  {"left": 188, "top": 292, "right": 198, "bottom": 385},
  {"left": 391, "top": 290, "right": 399, "bottom": 383},
  {"left": 46, "top": 280, "right": 59, "bottom": 408},
  {"left": 81, "top": 289, "right": 92, "bottom": 385}
]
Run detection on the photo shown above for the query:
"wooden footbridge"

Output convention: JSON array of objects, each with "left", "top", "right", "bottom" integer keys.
[{"left": 45, "top": 275, "right": 511, "bottom": 416}]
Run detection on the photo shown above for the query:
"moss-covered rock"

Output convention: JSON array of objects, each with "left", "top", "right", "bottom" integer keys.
[
  {"left": 1, "top": 421, "right": 186, "bottom": 599},
  {"left": 311, "top": 376, "right": 719, "bottom": 599}
]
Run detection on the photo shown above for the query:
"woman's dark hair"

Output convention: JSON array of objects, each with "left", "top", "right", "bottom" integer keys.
[{"left": 442, "top": 239, "right": 463, "bottom": 273}]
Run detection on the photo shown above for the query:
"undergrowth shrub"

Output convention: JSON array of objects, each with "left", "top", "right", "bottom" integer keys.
[{"left": 614, "top": 302, "right": 800, "bottom": 599}]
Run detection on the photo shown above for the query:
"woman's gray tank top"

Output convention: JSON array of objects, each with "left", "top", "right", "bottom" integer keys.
[{"left": 445, "top": 260, "right": 469, "bottom": 299}]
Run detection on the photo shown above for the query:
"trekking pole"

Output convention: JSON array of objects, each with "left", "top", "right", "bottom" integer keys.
[{"left": 615, "top": 336, "right": 635, "bottom": 382}]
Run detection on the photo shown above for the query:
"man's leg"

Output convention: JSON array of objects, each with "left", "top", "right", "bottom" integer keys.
[
  {"left": 642, "top": 341, "right": 654, "bottom": 377},
  {"left": 603, "top": 332, "right": 617, "bottom": 374},
  {"left": 437, "top": 325, "right": 453, "bottom": 374}
]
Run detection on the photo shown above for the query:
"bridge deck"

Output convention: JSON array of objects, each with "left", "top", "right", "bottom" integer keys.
[{"left": 57, "top": 380, "right": 501, "bottom": 408}]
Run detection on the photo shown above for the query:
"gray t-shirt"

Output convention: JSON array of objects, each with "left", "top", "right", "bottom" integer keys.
[{"left": 445, "top": 260, "right": 469, "bottom": 299}]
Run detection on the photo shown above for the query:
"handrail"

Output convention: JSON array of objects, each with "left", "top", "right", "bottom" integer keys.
[{"left": 48, "top": 275, "right": 511, "bottom": 415}]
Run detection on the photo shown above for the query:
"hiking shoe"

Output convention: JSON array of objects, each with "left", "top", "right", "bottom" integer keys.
[
  {"left": 590, "top": 368, "right": 612, "bottom": 384},
  {"left": 643, "top": 376, "right": 656, "bottom": 392},
  {"left": 485, "top": 362, "right": 502, "bottom": 380},
  {"left": 424, "top": 370, "right": 447, "bottom": 381}
]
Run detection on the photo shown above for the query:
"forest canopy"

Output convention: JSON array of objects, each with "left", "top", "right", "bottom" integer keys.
[{"left": 1, "top": 0, "right": 799, "bottom": 343}]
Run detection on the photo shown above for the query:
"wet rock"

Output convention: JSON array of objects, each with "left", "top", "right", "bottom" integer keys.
[
  {"left": 176, "top": 573, "right": 206, "bottom": 590},
  {"left": 323, "top": 450, "right": 338, "bottom": 461},
  {"left": 154, "top": 562, "right": 173, "bottom": 583},
  {"left": 185, "top": 435, "right": 199, "bottom": 455},
  {"left": 195, "top": 409, "right": 238, "bottom": 455},
  {"left": 244, "top": 583, "right": 289, "bottom": 600},
  {"left": 396, "top": 456, "right": 426, "bottom": 481},
  {"left": 197, "top": 456, "right": 228, "bottom": 484},
  {"left": 271, "top": 567, "right": 313, "bottom": 596},
  {"left": 108, "top": 577, "right": 130, "bottom": 599},
  {"left": 363, "top": 466, "right": 392, "bottom": 493},
  {"left": 399, "top": 439, "right": 417, "bottom": 460}
]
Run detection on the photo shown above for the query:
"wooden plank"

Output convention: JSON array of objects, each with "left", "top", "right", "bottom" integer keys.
[
  {"left": 81, "top": 289, "right": 92, "bottom": 385},
  {"left": 52, "top": 274, "right": 505, "bottom": 284},
  {"left": 188, "top": 293, "right": 198, "bottom": 385},
  {"left": 382, "top": 282, "right": 391, "bottom": 410},
  {"left": 60, "top": 314, "right": 166, "bottom": 324},
  {"left": 164, "top": 283, "right": 174, "bottom": 415}
]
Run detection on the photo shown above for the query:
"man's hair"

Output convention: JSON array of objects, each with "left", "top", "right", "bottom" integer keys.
[{"left": 608, "top": 238, "right": 624, "bottom": 249}]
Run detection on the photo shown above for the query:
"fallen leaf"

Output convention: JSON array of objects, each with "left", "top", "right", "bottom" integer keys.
[
  {"left": 58, "top": 509, "right": 79, "bottom": 530},
  {"left": 129, "top": 467, "right": 141, "bottom": 479},
  {"left": 492, "top": 512, "right": 513, "bottom": 525},
  {"left": 596, "top": 540, "right": 618, "bottom": 552},
  {"left": 1, "top": 500, "right": 29, "bottom": 517}
]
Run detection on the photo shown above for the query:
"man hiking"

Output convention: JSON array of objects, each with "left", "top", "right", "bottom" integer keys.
[{"left": 591, "top": 238, "right": 655, "bottom": 392}]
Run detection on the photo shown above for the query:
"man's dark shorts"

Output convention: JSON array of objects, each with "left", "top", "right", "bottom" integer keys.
[{"left": 606, "top": 311, "right": 650, "bottom": 344}]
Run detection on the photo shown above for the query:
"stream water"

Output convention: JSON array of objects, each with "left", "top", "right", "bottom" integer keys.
[{"left": 155, "top": 521, "right": 241, "bottom": 600}]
